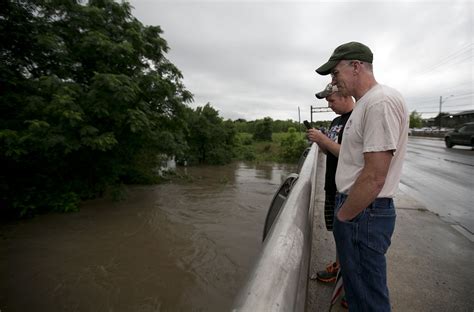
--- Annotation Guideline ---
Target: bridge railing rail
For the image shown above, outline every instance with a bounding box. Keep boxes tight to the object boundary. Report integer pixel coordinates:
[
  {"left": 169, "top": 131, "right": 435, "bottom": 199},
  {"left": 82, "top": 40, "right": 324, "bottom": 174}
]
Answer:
[{"left": 232, "top": 143, "right": 319, "bottom": 311}]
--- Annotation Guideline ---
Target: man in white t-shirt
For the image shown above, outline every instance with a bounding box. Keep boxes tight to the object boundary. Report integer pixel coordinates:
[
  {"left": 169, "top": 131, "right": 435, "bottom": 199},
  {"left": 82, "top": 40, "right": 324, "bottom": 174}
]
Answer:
[{"left": 316, "top": 42, "right": 409, "bottom": 312}]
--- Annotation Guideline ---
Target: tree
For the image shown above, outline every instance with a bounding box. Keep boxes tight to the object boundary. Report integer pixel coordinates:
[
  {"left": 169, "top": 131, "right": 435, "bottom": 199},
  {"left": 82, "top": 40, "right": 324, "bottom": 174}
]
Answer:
[
  {"left": 313, "top": 120, "right": 332, "bottom": 130},
  {"left": 409, "top": 110, "right": 423, "bottom": 128},
  {"left": 0, "top": 0, "right": 192, "bottom": 216},
  {"left": 279, "top": 127, "right": 308, "bottom": 162},
  {"left": 253, "top": 117, "right": 273, "bottom": 141},
  {"left": 272, "top": 119, "right": 301, "bottom": 133},
  {"left": 184, "top": 103, "right": 235, "bottom": 165},
  {"left": 233, "top": 118, "right": 251, "bottom": 133}
]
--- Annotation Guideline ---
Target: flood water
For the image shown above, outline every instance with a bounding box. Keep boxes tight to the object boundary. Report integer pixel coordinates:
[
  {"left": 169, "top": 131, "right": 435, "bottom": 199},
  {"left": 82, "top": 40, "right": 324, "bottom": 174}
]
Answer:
[{"left": 0, "top": 162, "right": 297, "bottom": 312}]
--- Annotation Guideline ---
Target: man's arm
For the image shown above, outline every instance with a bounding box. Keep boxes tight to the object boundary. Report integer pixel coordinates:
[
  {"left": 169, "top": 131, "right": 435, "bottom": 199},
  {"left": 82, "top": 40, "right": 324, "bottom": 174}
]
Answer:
[
  {"left": 337, "top": 150, "right": 393, "bottom": 221},
  {"left": 307, "top": 128, "right": 341, "bottom": 157}
]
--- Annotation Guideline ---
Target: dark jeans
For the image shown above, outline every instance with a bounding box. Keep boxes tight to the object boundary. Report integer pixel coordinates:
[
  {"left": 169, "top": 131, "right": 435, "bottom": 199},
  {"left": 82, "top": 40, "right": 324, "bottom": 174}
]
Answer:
[{"left": 333, "top": 193, "right": 396, "bottom": 312}]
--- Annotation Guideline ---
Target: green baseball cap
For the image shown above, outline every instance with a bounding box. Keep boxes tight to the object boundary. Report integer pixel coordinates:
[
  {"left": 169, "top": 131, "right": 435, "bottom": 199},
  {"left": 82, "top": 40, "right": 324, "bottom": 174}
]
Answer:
[{"left": 316, "top": 42, "right": 373, "bottom": 75}]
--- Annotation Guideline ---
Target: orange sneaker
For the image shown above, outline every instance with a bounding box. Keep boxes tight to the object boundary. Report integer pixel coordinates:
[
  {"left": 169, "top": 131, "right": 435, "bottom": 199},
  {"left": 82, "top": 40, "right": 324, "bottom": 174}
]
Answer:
[{"left": 315, "top": 262, "right": 339, "bottom": 283}]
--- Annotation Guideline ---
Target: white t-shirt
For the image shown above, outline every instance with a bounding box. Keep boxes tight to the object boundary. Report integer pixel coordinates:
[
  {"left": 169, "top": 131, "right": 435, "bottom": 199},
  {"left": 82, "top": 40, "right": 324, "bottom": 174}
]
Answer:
[{"left": 335, "top": 84, "right": 409, "bottom": 198}]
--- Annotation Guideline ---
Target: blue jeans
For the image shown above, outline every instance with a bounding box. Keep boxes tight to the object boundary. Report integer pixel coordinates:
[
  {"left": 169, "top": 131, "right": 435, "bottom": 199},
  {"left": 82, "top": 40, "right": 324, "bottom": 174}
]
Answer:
[{"left": 333, "top": 193, "right": 396, "bottom": 312}]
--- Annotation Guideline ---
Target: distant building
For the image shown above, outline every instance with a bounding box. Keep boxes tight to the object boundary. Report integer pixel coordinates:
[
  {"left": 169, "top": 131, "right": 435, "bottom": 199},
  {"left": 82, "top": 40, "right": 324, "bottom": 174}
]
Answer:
[
  {"left": 422, "top": 110, "right": 473, "bottom": 129},
  {"left": 425, "top": 117, "right": 436, "bottom": 127},
  {"left": 445, "top": 110, "right": 474, "bottom": 127}
]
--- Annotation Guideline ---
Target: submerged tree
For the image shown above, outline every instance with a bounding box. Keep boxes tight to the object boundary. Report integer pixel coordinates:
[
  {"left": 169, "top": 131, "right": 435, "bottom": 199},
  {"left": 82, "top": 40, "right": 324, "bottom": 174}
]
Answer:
[
  {"left": 0, "top": 0, "right": 192, "bottom": 216},
  {"left": 184, "top": 103, "right": 236, "bottom": 165}
]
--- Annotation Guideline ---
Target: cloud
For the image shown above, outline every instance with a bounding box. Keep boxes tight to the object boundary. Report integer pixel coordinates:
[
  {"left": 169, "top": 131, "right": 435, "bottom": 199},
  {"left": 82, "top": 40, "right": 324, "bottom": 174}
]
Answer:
[{"left": 130, "top": 0, "right": 473, "bottom": 121}]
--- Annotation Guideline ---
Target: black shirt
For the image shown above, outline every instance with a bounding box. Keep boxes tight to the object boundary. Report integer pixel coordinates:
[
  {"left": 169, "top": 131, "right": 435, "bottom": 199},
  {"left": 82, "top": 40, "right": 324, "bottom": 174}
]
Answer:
[{"left": 325, "top": 111, "right": 352, "bottom": 194}]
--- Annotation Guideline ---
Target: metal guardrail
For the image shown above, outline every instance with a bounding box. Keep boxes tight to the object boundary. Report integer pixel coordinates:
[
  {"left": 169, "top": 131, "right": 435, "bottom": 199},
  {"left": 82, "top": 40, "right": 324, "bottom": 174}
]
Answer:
[{"left": 232, "top": 143, "right": 319, "bottom": 311}]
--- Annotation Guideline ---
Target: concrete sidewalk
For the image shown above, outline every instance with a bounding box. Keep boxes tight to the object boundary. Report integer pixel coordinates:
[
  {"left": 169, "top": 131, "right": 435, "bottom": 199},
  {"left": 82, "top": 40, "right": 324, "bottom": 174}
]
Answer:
[{"left": 307, "top": 154, "right": 474, "bottom": 312}]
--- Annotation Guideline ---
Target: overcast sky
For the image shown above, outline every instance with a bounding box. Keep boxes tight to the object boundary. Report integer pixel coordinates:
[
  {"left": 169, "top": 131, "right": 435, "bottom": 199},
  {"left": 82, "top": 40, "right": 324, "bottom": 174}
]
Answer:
[{"left": 128, "top": 0, "right": 473, "bottom": 122}]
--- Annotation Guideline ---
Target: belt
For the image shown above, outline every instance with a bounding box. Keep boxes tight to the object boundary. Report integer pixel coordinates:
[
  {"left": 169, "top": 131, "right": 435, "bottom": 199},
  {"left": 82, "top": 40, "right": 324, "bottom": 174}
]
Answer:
[{"left": 337, "top": 193, "right": 393, "bottom": 205}]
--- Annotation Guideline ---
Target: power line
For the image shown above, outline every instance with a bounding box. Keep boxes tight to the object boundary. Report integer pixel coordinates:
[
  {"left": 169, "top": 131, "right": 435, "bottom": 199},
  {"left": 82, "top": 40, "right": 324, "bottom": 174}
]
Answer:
[
  {"left": 418, "top": 43, "right": 473, "bottom": 76},
  {"left": 408, "top": 102, "right": 472, "bottom": 109},
  {"left": 407, "top": 93, "right": 474, "bottom": 107},
  {"left": 416, "top": 109, "right": 471, "bottom": 114},
  {"left": 406, "top": 93, "right": 473, "bottom": 103},
  {"left": 430, "top": 43, "right": 472, "bottom": 66}
]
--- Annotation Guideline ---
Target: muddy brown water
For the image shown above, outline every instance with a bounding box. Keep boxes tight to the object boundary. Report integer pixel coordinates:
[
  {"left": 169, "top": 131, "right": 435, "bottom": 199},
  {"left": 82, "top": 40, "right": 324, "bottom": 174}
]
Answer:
[{"left": 0, "top": 162, "right": 297, "bottom": 312}]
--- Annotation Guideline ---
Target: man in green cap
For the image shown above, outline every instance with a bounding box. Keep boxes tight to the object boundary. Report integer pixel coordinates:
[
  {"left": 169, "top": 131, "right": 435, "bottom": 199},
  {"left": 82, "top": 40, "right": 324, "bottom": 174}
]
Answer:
[{"left": 316, "top": 42, "right": 409, "bottom": 311}]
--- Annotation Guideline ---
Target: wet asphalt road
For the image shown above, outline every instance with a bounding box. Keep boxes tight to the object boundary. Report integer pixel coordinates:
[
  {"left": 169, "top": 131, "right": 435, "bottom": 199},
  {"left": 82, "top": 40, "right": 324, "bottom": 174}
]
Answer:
[{"left": 400, "top": 136, "right": 474, "bottom": 235}]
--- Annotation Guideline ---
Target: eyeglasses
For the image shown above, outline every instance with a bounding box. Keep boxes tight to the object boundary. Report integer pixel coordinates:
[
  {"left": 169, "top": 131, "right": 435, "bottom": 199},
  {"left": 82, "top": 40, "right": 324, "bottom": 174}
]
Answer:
[{"left": 330, "top": 61, "right": 359, "bottom": 79}]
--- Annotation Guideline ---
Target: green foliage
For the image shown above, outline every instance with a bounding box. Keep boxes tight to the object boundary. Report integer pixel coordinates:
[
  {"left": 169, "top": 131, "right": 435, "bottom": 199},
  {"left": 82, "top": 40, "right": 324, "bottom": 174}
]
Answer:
[
  {"left": 233, "top": 118, "right": 331, "bottom": 135},
  {"left": 236, "top": 132, "right": 253, "bottom": 145},
  {"left": 0, "top": 0, "right": 192, "bottom": 216},
  {"left": 233, "top": 119, "right": 252, "bottom": 133},
  {"left": 279, "top": 127, "right": 309, "bottom": 162},
  {"left": 235, "top": 145, "right": 256, "bottom": 161},
  {"left": 409, "top": 110, "right": 423, "bottom": 128},
  {"left": 253, "top": 117, "right": 273, "bottom": 141},
  {"left": 272, "top": 119, "right": 304, "bottom": 132},
  {"left": 313, "top": 120, "right": 332, "bottom": 130},
  {"left": 233, "top": 133, "right": 255, "bottom": 160},
  {"left": 233, "top": 131, "right": 309, "bottom": 163},
  {"left": 183, "top": 104, "right": 236, "bottom": 165}
]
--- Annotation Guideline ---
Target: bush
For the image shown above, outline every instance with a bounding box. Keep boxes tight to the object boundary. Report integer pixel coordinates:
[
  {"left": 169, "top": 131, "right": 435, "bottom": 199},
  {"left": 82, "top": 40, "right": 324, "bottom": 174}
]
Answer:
[
  {"left": 279, "top": 128, "right": 309, "bottom": 162},
  {"left": 234, "top": 145, "right": 256, "bottom": 161},
  {"left": 184, "top": 104, "right": 236, "bottom": 165},
  {"left": 207, "top": 146, "right": 233, "bottom": 165},
  {"left": 253, "top": 117, "right": 273, "bottom": 141},
  {"left": 235, "top": 132, "right": 253, "bottom": 145}
]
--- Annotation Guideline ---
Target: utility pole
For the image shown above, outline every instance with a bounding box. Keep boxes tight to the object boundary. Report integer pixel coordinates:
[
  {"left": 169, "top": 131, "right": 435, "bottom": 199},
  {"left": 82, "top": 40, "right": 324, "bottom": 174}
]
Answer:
[
  {"left": 298, "top": 106, "right": 302, "bottom": 132},
  {"left": 438, "top": 95, "right": 454, "bottom": 130},
  {"left": 438, "top": 96, "right": 442, "bottom": 131}
]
